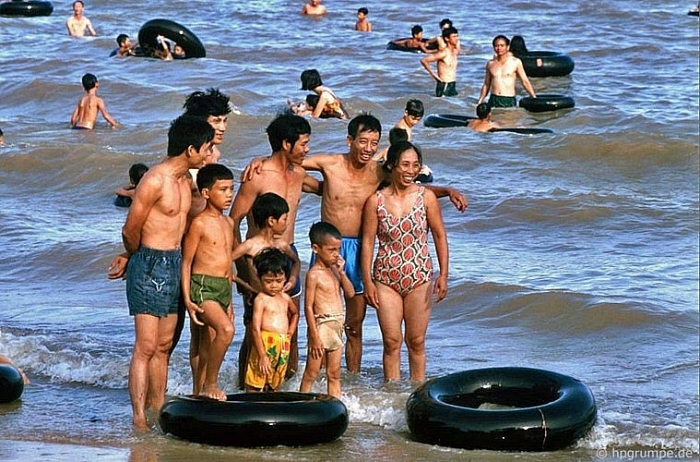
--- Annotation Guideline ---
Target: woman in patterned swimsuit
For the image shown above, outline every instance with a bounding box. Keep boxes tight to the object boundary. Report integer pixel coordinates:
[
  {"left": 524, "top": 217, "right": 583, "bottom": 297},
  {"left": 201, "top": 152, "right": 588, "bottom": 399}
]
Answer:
[{"left": 360, "top": 141, "right": 449, "bottom": 382}]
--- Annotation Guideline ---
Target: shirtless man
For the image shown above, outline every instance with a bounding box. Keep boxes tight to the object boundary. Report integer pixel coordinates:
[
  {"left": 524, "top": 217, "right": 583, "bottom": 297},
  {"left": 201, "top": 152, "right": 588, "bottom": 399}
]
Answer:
[
  {"left": 108, "top": 115, "right": 214, "bottom": 429},
  {"left": 66, "top": 1, "right": 96, "bottom": 37},
  {"left": 301, "top": 0, "right": 326, "bottom": 16},
  {"left": 421, "top": 27, "right": 460, "bottom": 97},
  {"left": 230, "top": 113, "right": 320, "bottom": 386},
  {"left": 301, "top": 114, "right": 468, "bottom": 372},
  {"left": 468, "top": 103, "right": 501, "bottom": 132},
  {"left": 477, "top": 35, "right": 537, "bottom": 108},
  {"left": 70, "top": 73, "right": 118, "bottom": 130}
]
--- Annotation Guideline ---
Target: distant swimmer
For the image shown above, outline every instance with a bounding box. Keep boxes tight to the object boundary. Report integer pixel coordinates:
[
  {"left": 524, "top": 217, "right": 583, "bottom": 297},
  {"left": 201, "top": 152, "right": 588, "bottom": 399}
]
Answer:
[
  {"left": 113, "top": 34, "right": 138, "bottom": 57},
  {"left": 467, "top": 103, "right": 501, "bottom": 132},
  {"left": 355, "top": 7, "right": 371, "bottom": 32},
  {"left": 477, "top": 35, "right": 537, "bottom": 108},
  {"left": 66, "top": 1, "right": 96, "bottom": 37},
  {"left": 115, "top": 163, "right": 149, "bottom": 208},
  {"left": 70, "top": 73, "right": 118, "bottom": 130},
  {"left": 301, "top": 0, "right": 326, "bottom": 16}
]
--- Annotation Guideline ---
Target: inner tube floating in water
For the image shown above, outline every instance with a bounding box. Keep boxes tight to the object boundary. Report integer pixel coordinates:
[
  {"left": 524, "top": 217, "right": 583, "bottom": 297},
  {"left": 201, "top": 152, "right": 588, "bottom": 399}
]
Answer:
[
  {"left": 689, "top": 10, "right": 700, "bottom": 16},
  {"left": 138, "top": 18, "right": 206, "bottom": 59},
  {"left": 160, "top": 392, "right": 348, "bottom": 447},
  {"left": 517, "top": 51, "right": 575, "bottom": 77},
  {"left": 519, "top": 94, "right": 575, "bottom": 113},
  {"left": 386, "top": 38, "right": 435, "bottom": 53},
  {"left": 423, "top": 114, "right": 476, "bottom": 128},
  {"left": 0, "top": 364, "right": 24, "bottom": 403},
  {"left": 0, "top": 0, "right": 53, "bottom": 16},
  {"left": 406, "top": 367, "right": 597, "bottom": 451},
  {"left": 424, "top": 114, "right": 552, "bottom": 134}
]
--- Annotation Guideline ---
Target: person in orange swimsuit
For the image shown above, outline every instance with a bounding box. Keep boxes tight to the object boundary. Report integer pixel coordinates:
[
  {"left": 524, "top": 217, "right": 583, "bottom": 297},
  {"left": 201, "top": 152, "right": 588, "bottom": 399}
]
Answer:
[
  {"left": 361, "top": 141, "right": 449, "bottom": 382},
  {"left": 299, "top": 69, "right": 349, "bottom": 119}
]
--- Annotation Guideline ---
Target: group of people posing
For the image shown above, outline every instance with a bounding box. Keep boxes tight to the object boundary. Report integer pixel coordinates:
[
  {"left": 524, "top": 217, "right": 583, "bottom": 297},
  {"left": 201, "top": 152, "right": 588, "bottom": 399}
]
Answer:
[{"left": 107, "top": 88, "right": 467, "bottom": 430}]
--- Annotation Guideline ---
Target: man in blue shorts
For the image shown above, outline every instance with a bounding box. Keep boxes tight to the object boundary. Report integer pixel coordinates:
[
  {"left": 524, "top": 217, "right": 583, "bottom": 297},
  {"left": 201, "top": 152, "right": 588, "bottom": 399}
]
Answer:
[{"left": 108, "top": 115, "right": 214, "bottom": 429}]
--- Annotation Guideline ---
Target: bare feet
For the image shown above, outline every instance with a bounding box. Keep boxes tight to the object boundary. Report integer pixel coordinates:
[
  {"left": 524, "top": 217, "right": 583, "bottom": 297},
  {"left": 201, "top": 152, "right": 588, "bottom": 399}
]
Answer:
[
  {"left": 132, "top": 414, "right": 150, "bottom": 431},
  {"left": 199, "top": 385, "right": 227, "bottom": 401}
]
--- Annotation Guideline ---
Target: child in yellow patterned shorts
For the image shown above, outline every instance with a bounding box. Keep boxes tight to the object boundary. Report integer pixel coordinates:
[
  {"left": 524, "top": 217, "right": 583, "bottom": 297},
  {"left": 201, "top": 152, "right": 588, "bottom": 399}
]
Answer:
[{"left": 245, "top": 248, "right": 299, "bottom": 392}]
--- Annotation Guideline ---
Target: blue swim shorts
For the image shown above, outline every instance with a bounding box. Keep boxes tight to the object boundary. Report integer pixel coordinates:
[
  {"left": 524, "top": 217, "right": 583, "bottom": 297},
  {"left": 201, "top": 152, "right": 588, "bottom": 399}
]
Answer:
[
  {"left": 126, "top": 246, "right": 182, "bottom": 317},
  {"left": 310, "top": 236, "right": 364, "bottom": 295}
]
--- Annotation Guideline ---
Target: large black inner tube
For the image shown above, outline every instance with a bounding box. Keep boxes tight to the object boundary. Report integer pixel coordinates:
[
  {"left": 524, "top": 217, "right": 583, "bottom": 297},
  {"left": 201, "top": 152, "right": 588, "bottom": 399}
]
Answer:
[
  {"left": 423, "top": 114, "right": 476, "bottom": 128},
  {"left": 138, "top": 19, "right": 206, "bottom": 58},
  {"left": 0, "top": 0, "right": 53, "bottom": 16},
  {"left": 519, "top": 94, "right": 575, "bottom": 113},
  {"left": 160, "top": 392, "right": 349, "bottom": 447},
  {"left": 518, "top": 51, "right": 575, "bottom": 77},
  {"left": 406, "top": 367, "right": 597, "bottom": 451},
  {"left": 490, "top": 127, "right": 554, "bottom": 134},
  {"left": 0, "top": 364, "right": 24, "bottom": 403}
]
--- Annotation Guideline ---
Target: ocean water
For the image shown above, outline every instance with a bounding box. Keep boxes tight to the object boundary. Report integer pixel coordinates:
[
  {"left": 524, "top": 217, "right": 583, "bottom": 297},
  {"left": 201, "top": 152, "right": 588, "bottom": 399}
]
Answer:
[{"left": 0, "top": 0, "right": 698, "bottom": 460}]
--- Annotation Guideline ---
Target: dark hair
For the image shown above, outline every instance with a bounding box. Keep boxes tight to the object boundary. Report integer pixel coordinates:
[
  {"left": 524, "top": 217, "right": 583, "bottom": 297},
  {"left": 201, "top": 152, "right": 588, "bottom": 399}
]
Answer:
[
  {"left": 388, "top": 127, "right": 409, "bottom": 145},
  {"left": 266, "top": 112, "right": 311, "bottom": 152},
  {"left": 405, "top": 99, "right": 424, "bottom": 117},
  {"left": 196, "top": 163, "right": 233, "bottom": 192},
  {"left": 476, "top": 103, "right": 491, "bottom": 119},
  {"left": 492, "top": 35, "right": 510, "bottom": 47},
  {"left": 348, "top": 113, "right": 381, "bottom": 139},
  {"left": 439, "top": 18, "right": 453, "bottom": 28},
  {"left": 81, "top": 73, "right": 97, "bottom": 90},
  {"left": 167, "top": 115, "right": 215, "bottom": 157},
  {"left": 252, "top": 192, "right": 289, "bottom": 229},
  {"left": 0, "top": 128, "right": 4, "bottom": 137},
  {"left": 183, "top": 88, "right": 232, "bottom": 118},
  {"left": 309, "top": 221, "right": 341, "bottom": 246},
  {"left": 357, "top": 7, "right": 368, "bottom": 15},
  {"left": 410, "top": 24, "right": 423, "bottom": 37},
  {"left": 509, "top": 35, "right": 528, "bottom": 56},
  {"left": 116, "top": 34, "right": 129, "bottom": 46},
  {"left": 305, "top": 93, "right": 320, "bottom": 109},
  {"left": 128, "top": 163, "right": 149, "bottom": 185},
  {"left": 442, "top": 26, "right": 458, "bottom": 39},
  {"left": 300, "top": 69, "right": 323, "bottom": 91},
  {"left": 253, "top": 247, "right": 289, "bottom": 279},
  {"left": 382, "top": 141, "right": 422, "bottom": 174}
]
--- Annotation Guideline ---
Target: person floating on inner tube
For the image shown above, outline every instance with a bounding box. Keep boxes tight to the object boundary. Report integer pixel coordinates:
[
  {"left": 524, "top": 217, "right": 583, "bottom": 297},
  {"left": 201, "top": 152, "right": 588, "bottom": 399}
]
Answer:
[
  {"left": 467, "top": 103, "right": 501, "bottom": 132},
  {"left": 152, "top": 35, "right": 186, "bottom": 60},
  {"left": 112, "top": 34, "right": 138, "bottom": 57},
  {"left": 389, "top": 25, "right": 433, "bottom": 53},
  {"left": 509, "top": 36, "right": 543, "bottom": 68},
  {"left": 477, "top": 35, "right": 537, "bottom": 108}
]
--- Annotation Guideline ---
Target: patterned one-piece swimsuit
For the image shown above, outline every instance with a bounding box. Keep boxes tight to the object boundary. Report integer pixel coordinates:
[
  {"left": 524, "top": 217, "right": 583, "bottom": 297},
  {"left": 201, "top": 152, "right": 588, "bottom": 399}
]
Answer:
[{"left": 372, "top": 186, "right": 433, "bottom": 296}]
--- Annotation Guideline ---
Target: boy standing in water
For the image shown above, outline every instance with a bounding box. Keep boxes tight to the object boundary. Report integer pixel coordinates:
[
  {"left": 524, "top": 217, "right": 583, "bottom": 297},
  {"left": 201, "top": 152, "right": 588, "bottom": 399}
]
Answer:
[
  {"left": 355, "top": 8, "right": 371, "bottom": 32},
  {"left": 245, "top": 248, "right": 299, "bottom": 392},
  {"left": 181, "top": 163, "right": 236, "bottom": 401},
  {"left": 71, "top": 73, "right": 118, "bottom": 129},
  {"left": 299, "top": 222, "right": 355, "bottom": 399}
]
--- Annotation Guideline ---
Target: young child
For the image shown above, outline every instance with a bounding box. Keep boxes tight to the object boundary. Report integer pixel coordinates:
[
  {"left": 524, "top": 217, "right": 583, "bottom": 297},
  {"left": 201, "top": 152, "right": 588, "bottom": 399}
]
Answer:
[
  {"left": 301, "top": 0, "right": 326, "bottom": 15},
  {"left": 395, "top": 99, "right": 424, "bottom": 140},
  {"left": 180, "top": 163, "right": 236, "bottom": 401},
  {"left": 299, "top": 222, "right": 355, "bottom": 399},
  {"left": 231, "top": 192, "right": 301, "bottom": 390},
  {"left": 114, "top": 163, "right": 148, "bottom": 208},
  {"left": 245, "top": 248, "right": 299, "bottom": 392},
  {"left": 355, "top": 7, "right": 371, "bottom": 32},
  {"left": 70, "top": 73, "right": 118, "bottom": 130}
]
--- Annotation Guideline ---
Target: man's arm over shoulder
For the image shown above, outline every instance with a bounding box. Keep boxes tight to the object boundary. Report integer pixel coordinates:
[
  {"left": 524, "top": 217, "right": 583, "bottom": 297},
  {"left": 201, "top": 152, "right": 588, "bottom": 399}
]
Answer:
[
  {"left": 229, "top": 177, "right": 259, "bottom": 244},
  {"left": 423, "top": 183, "right": 468, "bottom": 212}
]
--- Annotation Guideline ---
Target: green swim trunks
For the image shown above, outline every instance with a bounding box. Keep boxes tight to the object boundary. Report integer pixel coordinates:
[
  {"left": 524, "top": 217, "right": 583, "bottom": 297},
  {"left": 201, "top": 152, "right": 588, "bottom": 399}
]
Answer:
[
  {"left": 488, "top": 94, "right": 517, "bottom": 108},
  {"left": 190, "top": 274, "right": 232, "bottom": 311}
]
